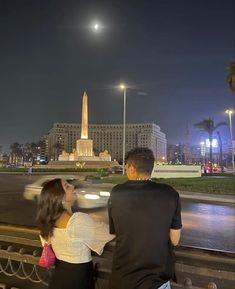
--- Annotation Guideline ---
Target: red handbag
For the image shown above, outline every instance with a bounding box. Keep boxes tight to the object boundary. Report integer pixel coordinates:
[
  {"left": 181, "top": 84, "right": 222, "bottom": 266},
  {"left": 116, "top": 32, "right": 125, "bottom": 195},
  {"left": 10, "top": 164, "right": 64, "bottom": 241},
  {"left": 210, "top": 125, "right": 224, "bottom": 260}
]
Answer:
[{"left": 38, "top": 242, "right": 56, "bottom": 268}]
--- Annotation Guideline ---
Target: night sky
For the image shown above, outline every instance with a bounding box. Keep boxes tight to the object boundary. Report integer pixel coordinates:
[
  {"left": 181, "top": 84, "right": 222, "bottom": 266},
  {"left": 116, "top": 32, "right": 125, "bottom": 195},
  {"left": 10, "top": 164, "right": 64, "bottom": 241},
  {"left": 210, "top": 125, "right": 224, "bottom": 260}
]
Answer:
[{"left": 0, "top": 0, "right": 234, "bottom": 152}]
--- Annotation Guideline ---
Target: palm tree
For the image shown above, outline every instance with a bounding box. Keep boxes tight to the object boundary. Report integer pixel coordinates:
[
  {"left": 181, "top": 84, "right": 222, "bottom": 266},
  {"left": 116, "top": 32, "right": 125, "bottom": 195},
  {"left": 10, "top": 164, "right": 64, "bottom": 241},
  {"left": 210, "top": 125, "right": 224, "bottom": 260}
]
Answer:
[
  {"left": 53, "top": 142, "right": 63, "bottom": 160},
  {"left": 194, "top": 118, "right": 227, "bottom": 172},
  {"left": 9, "top": 142, "right": 23, "bottom": 165},
  {"left": 226, "top": 60, "right": 235, "bottom": 92},
  {"left": 24, "top": 142, "right": 38, "bottom": 162}
]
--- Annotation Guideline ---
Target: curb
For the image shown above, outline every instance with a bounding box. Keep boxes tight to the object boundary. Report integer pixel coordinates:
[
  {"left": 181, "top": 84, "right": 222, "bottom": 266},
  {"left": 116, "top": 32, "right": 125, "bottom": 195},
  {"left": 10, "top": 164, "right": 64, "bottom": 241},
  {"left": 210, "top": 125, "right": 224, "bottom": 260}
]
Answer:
[{"left": 179, "top": 191, "right": 235, "bottom": 204}]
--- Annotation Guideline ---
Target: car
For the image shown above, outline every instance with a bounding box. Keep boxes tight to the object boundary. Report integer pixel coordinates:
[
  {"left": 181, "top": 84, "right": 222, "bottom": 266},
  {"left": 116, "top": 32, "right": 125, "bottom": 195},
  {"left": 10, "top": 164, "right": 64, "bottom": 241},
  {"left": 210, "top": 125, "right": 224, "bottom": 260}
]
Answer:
[
  {"left": 109, "top": 165, "right": 123, "bottom": 174},
  {"left": 23, "top": 175, "right": 111, "bottom": 209},
  {"left": 202, "top": 163, "right": 224, "bottom": 173}
]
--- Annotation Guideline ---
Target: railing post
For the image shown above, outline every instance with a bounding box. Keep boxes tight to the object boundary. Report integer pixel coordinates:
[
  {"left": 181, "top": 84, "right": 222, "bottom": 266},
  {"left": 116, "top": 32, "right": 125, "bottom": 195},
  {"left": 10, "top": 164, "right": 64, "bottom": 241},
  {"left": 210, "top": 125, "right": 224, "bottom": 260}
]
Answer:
[
  {"left": 208, "top": 282, "right": 217, "bottom": 289},
  {"left": 183, "top": 277, "right": 192, "bottom": 289}
]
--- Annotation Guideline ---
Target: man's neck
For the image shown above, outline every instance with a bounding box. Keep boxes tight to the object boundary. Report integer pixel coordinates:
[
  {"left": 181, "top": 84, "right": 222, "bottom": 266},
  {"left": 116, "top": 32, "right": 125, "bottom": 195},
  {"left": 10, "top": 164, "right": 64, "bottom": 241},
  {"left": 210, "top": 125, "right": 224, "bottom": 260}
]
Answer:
[{"left": 128, "top": 174, "right": 151, "bottom": 181}]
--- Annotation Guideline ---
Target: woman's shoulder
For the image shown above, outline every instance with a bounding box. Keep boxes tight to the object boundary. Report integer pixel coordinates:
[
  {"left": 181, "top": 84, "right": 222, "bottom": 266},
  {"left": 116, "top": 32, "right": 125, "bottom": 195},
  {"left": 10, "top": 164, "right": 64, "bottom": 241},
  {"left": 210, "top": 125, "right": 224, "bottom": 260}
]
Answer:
[
  {"left": 69, "top": 212, "right": 93, "bottom": 226},
  {"left": 66, "top": 212, "right": 95, "bottom": 238}
]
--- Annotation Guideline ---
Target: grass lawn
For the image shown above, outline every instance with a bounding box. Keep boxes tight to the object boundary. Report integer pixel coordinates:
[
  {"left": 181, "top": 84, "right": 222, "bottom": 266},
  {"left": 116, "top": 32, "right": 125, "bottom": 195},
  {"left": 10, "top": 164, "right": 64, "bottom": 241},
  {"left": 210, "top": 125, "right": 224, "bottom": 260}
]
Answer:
[{"left": 102, "top": 175, "right": 235, "bottom": 195}]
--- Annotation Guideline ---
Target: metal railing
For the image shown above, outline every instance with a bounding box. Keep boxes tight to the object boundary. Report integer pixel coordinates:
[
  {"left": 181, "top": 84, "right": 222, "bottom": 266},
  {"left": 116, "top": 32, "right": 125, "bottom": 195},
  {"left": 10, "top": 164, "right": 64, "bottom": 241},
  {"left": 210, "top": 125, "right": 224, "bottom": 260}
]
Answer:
[{"left": 0, "top": 223, "right": 234, "bottom": 289}]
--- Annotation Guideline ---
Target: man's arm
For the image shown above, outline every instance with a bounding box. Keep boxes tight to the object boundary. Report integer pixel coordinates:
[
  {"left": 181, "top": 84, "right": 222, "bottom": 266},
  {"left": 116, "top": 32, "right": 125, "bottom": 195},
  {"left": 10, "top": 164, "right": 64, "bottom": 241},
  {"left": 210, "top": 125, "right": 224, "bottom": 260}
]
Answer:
[
  {"left": 170, "top": 189, "right": 182, "bottom": 246},
  {"left": 170, "top": 228, "right": 181, "bottom": 246},
  {"left": 108, "top": 197, "right": 115, "bottom": 234}
]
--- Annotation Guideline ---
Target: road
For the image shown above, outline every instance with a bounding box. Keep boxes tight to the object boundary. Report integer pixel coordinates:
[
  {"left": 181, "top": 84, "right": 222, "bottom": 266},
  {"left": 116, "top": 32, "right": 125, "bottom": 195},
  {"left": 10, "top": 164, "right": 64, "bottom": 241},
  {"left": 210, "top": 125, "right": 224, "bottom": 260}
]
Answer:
[{"left": 0, "top": 174, "right": 234, "bottom": 253}]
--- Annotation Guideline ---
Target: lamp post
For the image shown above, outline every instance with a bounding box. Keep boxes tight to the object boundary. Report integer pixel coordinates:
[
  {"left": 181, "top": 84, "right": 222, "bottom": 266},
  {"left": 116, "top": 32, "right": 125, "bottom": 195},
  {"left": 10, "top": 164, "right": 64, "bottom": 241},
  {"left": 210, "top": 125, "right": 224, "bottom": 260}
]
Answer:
[
  {"left": 120, "top": 84, "right": 126, "bottom": 175},
  {"left": 225, "top": 109, "right": 234, "bottom": 172}
]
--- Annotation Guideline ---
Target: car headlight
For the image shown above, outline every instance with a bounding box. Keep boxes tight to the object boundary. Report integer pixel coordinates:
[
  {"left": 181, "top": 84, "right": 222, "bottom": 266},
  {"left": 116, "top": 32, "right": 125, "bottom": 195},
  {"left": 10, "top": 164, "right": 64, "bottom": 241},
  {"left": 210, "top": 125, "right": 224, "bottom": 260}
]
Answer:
[
  {"left": 84, "top": 194, "right": 100, "bottom": 200},
  {"left": 99, "top": 191, "right": 110, "bottom": 197}
]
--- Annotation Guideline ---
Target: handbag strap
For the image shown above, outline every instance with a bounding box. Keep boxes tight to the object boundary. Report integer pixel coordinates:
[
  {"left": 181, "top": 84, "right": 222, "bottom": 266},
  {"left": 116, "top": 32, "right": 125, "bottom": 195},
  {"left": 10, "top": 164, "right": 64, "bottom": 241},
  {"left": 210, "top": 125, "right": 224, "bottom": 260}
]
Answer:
[
  {"left": 46, "top": 235, "right": 51, "bottom": 245},
  {"left": 40, "top": 234, "right": 51, "bottom": 245}
]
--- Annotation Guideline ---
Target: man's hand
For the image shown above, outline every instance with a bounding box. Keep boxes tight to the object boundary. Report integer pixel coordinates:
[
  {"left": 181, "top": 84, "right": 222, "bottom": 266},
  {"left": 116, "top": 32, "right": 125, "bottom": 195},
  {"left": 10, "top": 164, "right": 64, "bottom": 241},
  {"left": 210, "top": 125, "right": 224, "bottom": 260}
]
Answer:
[{"left": 170, "top": 229, "right": 181, "bottom": 246}]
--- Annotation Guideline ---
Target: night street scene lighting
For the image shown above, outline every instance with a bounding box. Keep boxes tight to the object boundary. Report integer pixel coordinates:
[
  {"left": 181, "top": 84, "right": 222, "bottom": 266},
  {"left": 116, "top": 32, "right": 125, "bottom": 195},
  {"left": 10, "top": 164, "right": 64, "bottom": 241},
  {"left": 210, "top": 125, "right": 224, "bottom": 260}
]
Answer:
[
  {"left": 225, "top": 109, "right": 234, "bottom": 173},
  {"left": 120, "top": 84, "right": 127, "bottom": 175},
  {"left": 0, "top": 1, "right": 235, "bottom": 289}
]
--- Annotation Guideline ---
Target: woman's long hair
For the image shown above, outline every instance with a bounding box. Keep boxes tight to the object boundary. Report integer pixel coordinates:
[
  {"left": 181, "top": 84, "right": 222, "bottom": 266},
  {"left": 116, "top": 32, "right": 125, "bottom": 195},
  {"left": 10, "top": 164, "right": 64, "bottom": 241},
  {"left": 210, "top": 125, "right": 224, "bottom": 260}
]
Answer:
[{"left": 36, "top": 178, "right": 66, "bottom": 239}]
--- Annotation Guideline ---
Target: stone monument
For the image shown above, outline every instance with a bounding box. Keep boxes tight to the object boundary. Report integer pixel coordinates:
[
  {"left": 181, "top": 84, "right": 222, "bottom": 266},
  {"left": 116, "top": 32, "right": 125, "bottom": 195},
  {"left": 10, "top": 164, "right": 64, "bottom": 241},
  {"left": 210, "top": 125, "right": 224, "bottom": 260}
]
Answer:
[
  {"left": 57, "top": 92, "right": 113, "bottom": 166},
  {"left": 76, "top": 92, "right": 94, "bottom": 157}
]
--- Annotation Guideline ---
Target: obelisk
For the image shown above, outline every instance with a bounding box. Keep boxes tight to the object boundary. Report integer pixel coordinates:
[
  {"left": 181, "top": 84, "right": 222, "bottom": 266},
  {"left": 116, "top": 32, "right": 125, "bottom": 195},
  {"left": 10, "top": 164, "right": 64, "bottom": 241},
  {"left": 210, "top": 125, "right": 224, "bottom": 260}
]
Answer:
[
  {"left": 81, "top": 92, "right": 88, "bottom": 139},
  {"left": 76, "top": 91, "right": 94, "bottom": 157}
]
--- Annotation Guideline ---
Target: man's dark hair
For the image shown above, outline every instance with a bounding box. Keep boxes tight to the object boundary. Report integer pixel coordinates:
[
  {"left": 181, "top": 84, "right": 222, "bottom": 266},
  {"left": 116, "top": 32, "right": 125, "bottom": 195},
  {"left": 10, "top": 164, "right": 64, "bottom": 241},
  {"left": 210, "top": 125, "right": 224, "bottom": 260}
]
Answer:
[{"left": 125, "top": 147, "right": 154, "bottom": 175}]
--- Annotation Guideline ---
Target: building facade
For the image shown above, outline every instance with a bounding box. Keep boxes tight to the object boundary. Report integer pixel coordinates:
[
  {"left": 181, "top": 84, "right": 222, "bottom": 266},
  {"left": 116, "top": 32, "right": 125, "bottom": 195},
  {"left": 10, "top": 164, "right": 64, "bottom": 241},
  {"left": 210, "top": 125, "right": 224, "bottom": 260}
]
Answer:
[{"left": 46, "top": 122, "right": 167, "bottom": 163}]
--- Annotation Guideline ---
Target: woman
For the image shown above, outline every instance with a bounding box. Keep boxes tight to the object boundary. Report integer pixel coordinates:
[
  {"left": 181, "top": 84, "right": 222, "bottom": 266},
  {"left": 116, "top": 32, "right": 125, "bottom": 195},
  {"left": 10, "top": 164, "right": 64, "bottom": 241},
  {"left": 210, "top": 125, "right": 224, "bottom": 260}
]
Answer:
[{"left": 36, "top": 178, "right": 114, "bottom": 289}]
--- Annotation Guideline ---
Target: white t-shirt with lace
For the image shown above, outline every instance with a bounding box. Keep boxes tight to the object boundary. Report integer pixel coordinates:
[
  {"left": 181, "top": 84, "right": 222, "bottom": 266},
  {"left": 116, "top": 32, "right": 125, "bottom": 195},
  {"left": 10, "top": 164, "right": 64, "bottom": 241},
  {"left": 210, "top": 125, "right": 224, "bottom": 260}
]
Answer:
[{"left": 40, "top": 212, "right": 114, "bottom": 264}]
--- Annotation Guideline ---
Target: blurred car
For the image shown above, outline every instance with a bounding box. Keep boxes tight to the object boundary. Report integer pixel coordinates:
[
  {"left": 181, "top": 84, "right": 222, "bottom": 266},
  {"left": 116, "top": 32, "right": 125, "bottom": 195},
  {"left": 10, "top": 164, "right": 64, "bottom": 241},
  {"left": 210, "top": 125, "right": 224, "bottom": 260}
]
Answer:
[
  {"left": 202, "top": 163, "right": 225, "bottom": 173},
  {"left": 23, "top": 175, "right": 110, "bottom": 209},
  {"left": 109, "top": 165, "right": 123, "bottom": 174}
]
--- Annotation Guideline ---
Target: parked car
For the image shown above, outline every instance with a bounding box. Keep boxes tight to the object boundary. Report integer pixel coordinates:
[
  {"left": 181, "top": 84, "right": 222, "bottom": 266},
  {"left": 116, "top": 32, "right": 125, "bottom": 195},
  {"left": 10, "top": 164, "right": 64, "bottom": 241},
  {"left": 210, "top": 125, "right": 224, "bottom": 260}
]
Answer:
[
  {"left": 202, "top": 163, "right": 224, "bottom": 173},
  {"left": 23, "top": 175, "right": 110, "bottom": 209},
  {"left": 109, "top": 165, "right": 123, "bottom": 174}
]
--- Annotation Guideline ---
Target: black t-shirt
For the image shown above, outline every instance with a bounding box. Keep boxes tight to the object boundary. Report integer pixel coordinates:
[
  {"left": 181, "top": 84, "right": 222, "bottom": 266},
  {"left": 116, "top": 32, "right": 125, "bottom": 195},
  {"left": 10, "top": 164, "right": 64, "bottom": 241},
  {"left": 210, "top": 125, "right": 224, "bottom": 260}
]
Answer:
[{"left": 108, "top": 180, "right": 182, "bottom": 289}]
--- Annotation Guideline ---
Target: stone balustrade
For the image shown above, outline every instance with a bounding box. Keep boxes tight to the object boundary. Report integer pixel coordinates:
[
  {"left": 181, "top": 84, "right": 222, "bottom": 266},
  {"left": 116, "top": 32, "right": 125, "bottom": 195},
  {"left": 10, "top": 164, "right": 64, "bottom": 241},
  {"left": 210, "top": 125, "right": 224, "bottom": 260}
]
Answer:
[{"left": 0, "top": 223, "right": 234, "bottom": 289}]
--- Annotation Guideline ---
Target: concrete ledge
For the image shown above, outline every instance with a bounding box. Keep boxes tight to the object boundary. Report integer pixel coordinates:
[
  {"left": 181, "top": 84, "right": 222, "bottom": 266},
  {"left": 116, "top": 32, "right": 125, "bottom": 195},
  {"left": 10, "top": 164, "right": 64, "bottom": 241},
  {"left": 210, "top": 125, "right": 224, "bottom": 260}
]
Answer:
[{"left": 0, "top": 224, "right": 234, "bottom": 289}]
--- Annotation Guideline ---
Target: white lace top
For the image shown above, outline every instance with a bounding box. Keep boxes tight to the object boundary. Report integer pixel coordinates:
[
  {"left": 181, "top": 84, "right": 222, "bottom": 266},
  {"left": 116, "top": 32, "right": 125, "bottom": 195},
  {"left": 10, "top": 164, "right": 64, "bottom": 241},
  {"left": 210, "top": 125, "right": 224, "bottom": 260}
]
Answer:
[{"left": 40, "top": 212, "right": 114, "bottom": 264}]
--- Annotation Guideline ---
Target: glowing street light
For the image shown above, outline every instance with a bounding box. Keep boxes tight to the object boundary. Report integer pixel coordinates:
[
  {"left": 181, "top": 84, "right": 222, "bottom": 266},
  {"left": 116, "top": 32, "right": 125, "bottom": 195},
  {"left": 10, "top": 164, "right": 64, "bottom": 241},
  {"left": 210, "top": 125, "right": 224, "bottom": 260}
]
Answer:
[
  {"left": 200, "top": 141, "right": 206, "bottom": 157},
  {"left": 225, "top": 109, "right": 234, "bottom": 172},
  {"left": 120, "top": 84, "right": 127, "bottom": 175}
]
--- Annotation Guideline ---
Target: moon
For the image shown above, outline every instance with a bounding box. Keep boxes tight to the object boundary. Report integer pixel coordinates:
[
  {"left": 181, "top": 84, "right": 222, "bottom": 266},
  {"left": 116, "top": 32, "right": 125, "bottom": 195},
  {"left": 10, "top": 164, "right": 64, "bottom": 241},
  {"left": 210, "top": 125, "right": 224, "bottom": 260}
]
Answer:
[{"left": 94, "top": 23, "right": 99, "bottom": 30}]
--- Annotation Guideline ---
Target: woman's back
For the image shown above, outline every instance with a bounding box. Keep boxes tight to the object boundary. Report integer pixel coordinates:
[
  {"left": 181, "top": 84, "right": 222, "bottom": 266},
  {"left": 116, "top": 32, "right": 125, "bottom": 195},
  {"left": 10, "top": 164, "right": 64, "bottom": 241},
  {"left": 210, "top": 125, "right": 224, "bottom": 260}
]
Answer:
[
  {"left": 41, "top": 212, "right": 113, "bottom": 264},
  {"left": 37, "top": 178, "right": 114, "bottom": 289}
]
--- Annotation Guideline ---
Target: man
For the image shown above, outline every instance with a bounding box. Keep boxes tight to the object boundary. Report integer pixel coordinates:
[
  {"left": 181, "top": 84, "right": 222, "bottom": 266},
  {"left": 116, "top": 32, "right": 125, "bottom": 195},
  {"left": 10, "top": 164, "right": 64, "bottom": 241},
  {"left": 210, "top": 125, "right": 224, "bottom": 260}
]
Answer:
[{"left": 108, "top": 148, "right": 182, "bottom": 289}]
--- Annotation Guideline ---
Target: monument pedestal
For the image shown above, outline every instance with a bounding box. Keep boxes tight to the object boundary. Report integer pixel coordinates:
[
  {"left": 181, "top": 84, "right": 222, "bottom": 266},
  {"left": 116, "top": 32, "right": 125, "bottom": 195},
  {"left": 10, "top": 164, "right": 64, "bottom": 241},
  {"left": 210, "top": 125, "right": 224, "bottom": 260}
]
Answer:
[{"left": 76, "top": 139, "right": 94, "bottom": 156}]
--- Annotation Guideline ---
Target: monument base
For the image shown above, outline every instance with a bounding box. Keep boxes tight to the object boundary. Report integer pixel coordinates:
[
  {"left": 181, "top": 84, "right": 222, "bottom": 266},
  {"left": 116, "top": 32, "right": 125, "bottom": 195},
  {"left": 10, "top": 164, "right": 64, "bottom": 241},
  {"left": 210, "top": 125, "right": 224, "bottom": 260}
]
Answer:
[
  {"left": 46, "top": 160, "right": 119, "bottom": 169},
  {"left": 76, "top": 139, "right": 94, "bottom": 157}
]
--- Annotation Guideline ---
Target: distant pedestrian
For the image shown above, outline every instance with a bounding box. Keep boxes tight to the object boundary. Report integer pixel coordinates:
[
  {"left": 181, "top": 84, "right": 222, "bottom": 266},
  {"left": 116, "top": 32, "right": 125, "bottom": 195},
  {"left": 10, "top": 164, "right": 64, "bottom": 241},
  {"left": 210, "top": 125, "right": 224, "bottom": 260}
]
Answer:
[
  {"left": 108, "top": 147, "right": 182, "bottom": 289},
  {"left": 36, "top": 178, "right": 114, "bottom": 289},
  {"left": 28, "top": 166, "right": 32, "bottom": 175}
]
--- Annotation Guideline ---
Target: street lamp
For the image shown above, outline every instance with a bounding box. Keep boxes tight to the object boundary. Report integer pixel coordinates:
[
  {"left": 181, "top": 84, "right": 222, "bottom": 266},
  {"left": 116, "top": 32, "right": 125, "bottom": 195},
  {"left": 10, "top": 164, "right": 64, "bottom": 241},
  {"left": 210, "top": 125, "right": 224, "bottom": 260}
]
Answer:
[
  {"left": 225, "top": 109, "right": 234, "bottom": 172},
  {"left": 120, "top": 84, "right": 127, "bottom": 175}
]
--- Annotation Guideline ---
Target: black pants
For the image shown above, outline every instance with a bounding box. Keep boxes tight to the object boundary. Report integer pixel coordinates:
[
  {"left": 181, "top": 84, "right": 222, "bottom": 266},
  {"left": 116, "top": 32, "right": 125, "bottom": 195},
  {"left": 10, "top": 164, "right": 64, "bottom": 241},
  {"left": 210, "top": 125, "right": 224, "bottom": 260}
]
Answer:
[{"left": 49, "top": 260, "right": 95, "bottom": 289}]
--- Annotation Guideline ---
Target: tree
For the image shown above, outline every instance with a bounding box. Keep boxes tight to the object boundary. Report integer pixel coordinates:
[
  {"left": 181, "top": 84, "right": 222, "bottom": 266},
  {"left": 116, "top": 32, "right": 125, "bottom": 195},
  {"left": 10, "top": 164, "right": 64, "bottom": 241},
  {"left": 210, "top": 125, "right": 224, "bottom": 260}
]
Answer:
[
  {"left": 226, "top": 60, "right": 235, "bottom": 92},
  {"left": 24, "top": 142, "right": 38, "bottom": 162},
  {"left": 9, "top": 142, "right": 23, "bottom": 165},
  {"left": 10, "top": 142, "right": 22, "bottom": 155},
  {"left": 194, "top": 118, "right": 227, "bottom": 172},
  {"left": 22, "top": 140, "right": 47, "bottom": 163},
  {"left": 53, "top": 142, "right": 63, "bottom": 160}
]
